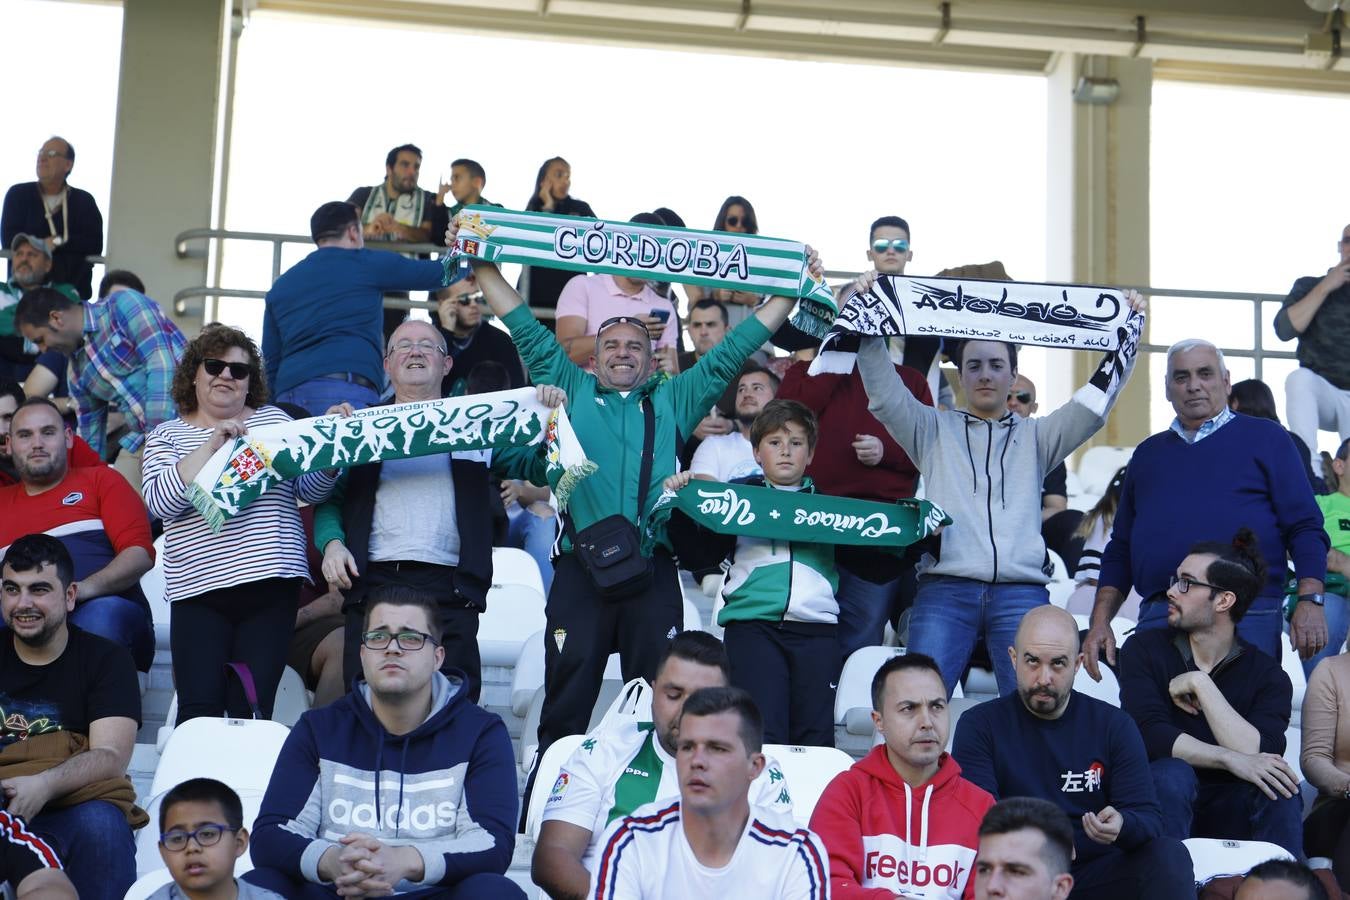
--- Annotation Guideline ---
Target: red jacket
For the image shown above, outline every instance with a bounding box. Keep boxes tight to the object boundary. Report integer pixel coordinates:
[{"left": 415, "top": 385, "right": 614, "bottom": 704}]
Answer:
[
  {"left": 778, "top": 360, "right": 932, "bottom": 503},
  {"left": 809, "top": 747, "right": 993, "bottom": 900}
]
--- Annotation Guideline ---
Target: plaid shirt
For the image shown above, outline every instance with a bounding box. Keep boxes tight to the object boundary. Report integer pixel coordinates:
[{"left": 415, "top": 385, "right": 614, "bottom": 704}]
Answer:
[{"left": 71, "top": 290, "right": 186, "bottom": 455}]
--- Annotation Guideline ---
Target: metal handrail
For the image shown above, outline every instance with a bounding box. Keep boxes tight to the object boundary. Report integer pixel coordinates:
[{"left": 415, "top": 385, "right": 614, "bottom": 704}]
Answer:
[{"left": 172, "top": 226, "right": 1294, "bottom": 376}]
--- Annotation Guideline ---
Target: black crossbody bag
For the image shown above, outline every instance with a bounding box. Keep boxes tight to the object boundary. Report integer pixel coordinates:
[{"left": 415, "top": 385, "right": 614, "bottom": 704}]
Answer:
[{"left": 564, "top": 398, "right": 656, "bottom": 599}]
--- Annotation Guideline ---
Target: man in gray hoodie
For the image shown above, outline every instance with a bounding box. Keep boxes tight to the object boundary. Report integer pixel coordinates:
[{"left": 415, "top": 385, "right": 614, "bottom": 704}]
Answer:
[{"left": 856, "top": 276, "right": 1144, "bottom": 696}]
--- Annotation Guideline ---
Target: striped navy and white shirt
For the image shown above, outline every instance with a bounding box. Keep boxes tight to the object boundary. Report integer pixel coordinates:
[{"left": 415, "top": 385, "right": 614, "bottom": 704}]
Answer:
[
  {"left": 592, "top": 800, "right": 829, "bottom": 899},
  {"left": 142, "top": 405, "right": 337, "bottom": 602}
]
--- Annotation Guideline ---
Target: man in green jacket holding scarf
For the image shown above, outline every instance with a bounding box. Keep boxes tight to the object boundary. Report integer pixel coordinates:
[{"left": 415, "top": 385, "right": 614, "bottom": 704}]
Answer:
[{"left": 449, "top": 218, "right": 820, "bottom": 765}]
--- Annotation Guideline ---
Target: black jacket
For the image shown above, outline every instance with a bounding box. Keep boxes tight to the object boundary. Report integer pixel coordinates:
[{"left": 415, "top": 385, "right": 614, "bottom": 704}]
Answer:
[{"left": 336, "top": 453, "right": 495, "bottom": 612}]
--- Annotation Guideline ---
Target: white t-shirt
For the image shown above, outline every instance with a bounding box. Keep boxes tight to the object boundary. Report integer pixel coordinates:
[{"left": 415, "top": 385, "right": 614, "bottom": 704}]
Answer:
[
  {"left": 591, "top": 800, "right": 828, "bottom": 900},
  {"left": 541, "top": 720, "right": 792, "bottom": 872},
  {"left": 688, "top": 432, "right": 760, "bottom": 483}
]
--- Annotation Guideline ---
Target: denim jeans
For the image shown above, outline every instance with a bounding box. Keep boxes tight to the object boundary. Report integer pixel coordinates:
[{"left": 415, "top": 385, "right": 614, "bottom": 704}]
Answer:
[
  {"left": 507, "top": 506, "right": 557, "bottom": 596},
  {"left": 275, "top": 378, "right": 380, "bottom": 418},
  {"left": 69, "top": 594, "right": 155, "bottom": 672},
  {"left": 30, "top": 800, "right": 136, "bottom": 900},
  {"left": 1150, "top": 757, "right": 1305, "bottom": 860},
  {"left": 1068, "top": 838, "right": 1194, "bottom": 900},
  {"left": 835, "top": 566, "right": 903, "bottom": 665},
  {"left": 1136, "top": 596, "right": 1283, "bottom": 659},
  {"left": 908, "top": 575, "right": 1050, "bottom": 697},
  {"left": 1303, "top": 592, "right": 1350, "bottom": 677}
]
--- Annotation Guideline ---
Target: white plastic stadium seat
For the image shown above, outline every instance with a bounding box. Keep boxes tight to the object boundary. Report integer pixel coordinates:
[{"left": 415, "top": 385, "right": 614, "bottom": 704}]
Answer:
[
  {"left": 136, "top": 718, "right": 290, "bottom": 876},
  {"left": 682, "top": 596, "right": 703, "bottom": 632},
  {"left": 480, "top": 549, "right": 547, "bottom": 667},
  {"left": 1046, "top": 549, "right": 1074, "bottom": 609},
  {"left": 836, "top": 646, "right": 905, "bottom": 730},
  {"left": 510, "top": 630, "right": 621, "bottom": 718},
  {"left": 123, "top": 869, "right": 174, "bottom": 900},
  {"left": 519, "top": 674, "right": 635, "bottom": 774},
  {"left": 270, "top": 665, "right": 312, "bottom": 728},
  {"left": 1183, "top": 838, "right": 1293, "bottom": 885},
  {"left": 1281, "top": 646, "right": 1308, "bottom": 724},
  {"left": 1076, "top": 446, "right": 1134, "bottom": 498},
  {"left": 141, "top": 534, "right": 170, "bottom": 651},
  {"left": 524, "top": 734, "right": 587, "bottom": 841},
  {"left": 1072, "top": 661, "right": 1121, "bottom": 707},
  {"left": 762, "top": 744, "right": 854, "bottom": 828}
]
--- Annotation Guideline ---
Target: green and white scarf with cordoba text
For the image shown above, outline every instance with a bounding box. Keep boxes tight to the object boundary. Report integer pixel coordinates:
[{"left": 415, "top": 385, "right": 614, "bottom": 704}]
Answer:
[
  {"left": 188, "top": 389, "right": 595, "bottom": 532},
  {"left": 449, "top": 205, "right": 838, "bottom": 337}
]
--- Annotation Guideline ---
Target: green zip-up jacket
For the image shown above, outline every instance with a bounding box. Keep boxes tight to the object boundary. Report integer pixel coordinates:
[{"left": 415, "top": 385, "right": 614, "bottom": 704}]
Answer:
[{"left": 501, "top": 304, "right": 771, "bottom": 553}]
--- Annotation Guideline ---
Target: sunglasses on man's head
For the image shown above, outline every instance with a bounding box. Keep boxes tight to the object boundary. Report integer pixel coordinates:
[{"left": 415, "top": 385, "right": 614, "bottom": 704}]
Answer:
[
  {"left": 203, "top": 358, "right": 250, "bottom": 379},
  {"left": 1009, "top": 391, "right": 1033, "bottom": 404},
  {"left": 872, "top": 239, "right": 910, "bottom": 254}
]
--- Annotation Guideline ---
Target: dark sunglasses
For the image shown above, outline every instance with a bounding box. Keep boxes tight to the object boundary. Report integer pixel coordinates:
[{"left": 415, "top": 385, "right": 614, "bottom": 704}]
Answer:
[
  {"left": 725, "top": 215, "right": 743, "bottom": 227},
  {"left": 872, "top": 238, "right": 910, "bottom": 253},
  {"left": 203, "top": 358, "right": 250, "bottom": 379},
  {"left": 1009, "top": 391, "right": 1033, "bottom": 404}
]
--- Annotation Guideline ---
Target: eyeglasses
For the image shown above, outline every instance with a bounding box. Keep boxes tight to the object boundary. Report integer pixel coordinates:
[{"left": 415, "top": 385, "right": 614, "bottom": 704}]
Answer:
[
  {"left": 37, "top": 150, "right": 66, "bottom": 159},
  {"left": 203, "top": 358, "right": 250, "bottom": 379},
  {"left": 159, "top": 824, "right": 238, "bottom": 852},
  {"left": 388, "top": 339, "right": 446, "bottom": 356},
  {"left": 454, "top": 296, "right": 478, "bottom": 307},
  {"left": 360, "top": 629, "right": 438, "bottom": 651},
  {"left": 1169, "top": 574, "right": 1225, "bottom": 595},
  {"left": 872, "top": 239, "right": 910, "bottom": 254},
  {"left": 1009, "top": 391, "right": 1033, "bottom": 404},
  {"left": 724, "top": 216, "right": 742, "bottom": 228}
]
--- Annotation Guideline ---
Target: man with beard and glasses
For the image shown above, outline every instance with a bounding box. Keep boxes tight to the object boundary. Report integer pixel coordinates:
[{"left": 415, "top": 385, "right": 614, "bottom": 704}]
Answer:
[
  {"left": 0, "top": 534, "right": 141, "bottom": 900},
  {"left": 687, "top": 365, "right": 778, "bottom": 483},
  {"left": 0, "top": 236, "right": 78, "bottom": 384},
  {"left": 0, "top": 400, "right": 154, "bottom": 670},
  {"left": 1118, "top": 530, "right": 1303, "bottom": 859},
  {"left": 952, "top": 606, "right": 1193, "bottom": 899}
]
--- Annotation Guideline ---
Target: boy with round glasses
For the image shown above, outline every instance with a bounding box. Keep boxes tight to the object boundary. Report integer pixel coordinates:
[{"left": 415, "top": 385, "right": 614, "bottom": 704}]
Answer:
[
  {"left": 153, "top": 777, "right": 281, "bottom": 900},
  {"left": 246, "top": 585, "right": 524, "bottom": 899}
]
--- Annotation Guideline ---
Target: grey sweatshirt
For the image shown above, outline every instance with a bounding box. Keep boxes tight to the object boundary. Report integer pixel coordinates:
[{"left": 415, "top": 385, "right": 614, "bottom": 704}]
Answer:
[{"left": 858, "top": 337, "right": 1132, "bottom": 584}]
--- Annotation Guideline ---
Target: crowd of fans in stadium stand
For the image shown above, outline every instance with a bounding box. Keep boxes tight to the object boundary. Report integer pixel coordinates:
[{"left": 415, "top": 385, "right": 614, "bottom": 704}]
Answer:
[{"left": 2, "top": 136, "right": 1350, "bottom": 899}]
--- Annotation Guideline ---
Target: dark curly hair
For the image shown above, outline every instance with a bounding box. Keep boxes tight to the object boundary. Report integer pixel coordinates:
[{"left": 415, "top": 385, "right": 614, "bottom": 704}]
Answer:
[
  {"left": 171, "top": 323, "right": 269, "bottom": 415},
  {"left": 1186, "top": 527, "right": 1267, "bottom": 623}
]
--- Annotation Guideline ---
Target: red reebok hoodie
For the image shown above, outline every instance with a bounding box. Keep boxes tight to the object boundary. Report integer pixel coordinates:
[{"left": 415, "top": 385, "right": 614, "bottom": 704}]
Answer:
[{"left": 809, "top": 747, "right": 994, "bottom": 899}]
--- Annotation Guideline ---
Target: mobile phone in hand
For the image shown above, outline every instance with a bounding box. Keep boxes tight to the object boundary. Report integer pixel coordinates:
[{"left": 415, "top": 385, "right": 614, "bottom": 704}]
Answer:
[{"left": 650, "top": 308, "right": 671, "bottom": 323}]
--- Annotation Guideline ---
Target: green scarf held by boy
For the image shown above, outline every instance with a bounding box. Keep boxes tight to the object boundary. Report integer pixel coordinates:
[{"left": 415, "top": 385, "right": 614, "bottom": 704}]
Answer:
[{"left": 643, "top": 480, "right": 950, "bottom": 555}]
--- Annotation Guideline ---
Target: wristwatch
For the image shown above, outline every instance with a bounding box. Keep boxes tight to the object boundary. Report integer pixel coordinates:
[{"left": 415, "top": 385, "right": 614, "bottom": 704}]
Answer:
[{"left": 1299, "top": 593, "right": 1327, "bottom": 607}]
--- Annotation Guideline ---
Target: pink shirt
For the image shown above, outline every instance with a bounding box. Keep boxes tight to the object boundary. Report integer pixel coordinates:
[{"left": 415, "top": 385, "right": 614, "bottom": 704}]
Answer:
[{"left": 555, "top": 274, "right": 678, "bottom": 350}]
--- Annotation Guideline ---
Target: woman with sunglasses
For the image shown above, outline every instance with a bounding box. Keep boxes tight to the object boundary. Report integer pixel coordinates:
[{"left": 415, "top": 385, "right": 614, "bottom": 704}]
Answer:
[
  {"left": 143, "top": 324, "right": 343, "bottom": 724},
  {"left": 685, "top": 196, "right": 764, "bottom": 327}
]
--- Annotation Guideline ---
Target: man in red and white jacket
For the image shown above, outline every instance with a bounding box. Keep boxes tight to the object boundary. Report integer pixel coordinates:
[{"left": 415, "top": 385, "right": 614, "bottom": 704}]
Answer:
[{"left": 810, "top": 652, "right": 993, "bottom": 899}]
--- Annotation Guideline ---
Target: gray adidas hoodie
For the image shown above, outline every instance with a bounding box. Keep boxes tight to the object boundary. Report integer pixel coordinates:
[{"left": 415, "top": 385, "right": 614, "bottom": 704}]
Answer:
[{"left": 857, "top": 336, "right": 1133, "bottom": 584}]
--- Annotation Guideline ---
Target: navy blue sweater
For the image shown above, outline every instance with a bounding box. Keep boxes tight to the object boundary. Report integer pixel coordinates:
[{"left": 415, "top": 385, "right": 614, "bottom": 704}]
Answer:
[
  {"left": 951, "top": 692, "right": 1163, "bottom": 865},
  {"left": 262, "top": 247, "right": 448, "bottom": 396},
  {"left": 1099, "top": 414, "right": 1327, "bottom": 604},
  {"left": 250, "top": 672, "right": 517, "bottom": 889},
  {"left": 1118, "top": 628, "right": 1291, "bottom": 785}
]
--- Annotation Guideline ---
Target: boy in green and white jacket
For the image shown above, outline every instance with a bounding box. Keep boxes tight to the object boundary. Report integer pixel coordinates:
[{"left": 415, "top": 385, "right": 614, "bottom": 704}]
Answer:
[{"left": 665, "top": 399, "right": 840, "bottom": 747}]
